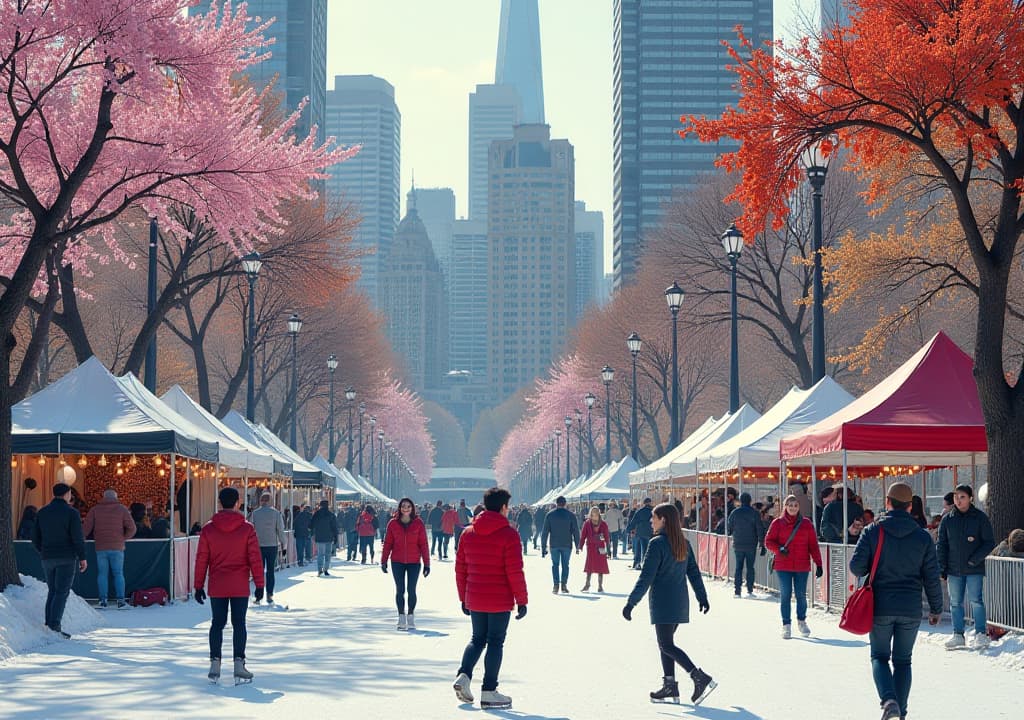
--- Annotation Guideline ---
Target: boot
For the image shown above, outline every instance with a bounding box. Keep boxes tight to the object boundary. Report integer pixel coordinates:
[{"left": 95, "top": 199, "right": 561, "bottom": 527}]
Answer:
[
  {"left": 397, "top": 613, "right": 408, "bottom": 631},
  {"left": 233, "top": 657, "right": 253, "bottom": 685},
  {"left": 649, "top": 676, "right": 679, "bottom": 703},
  {"left": 453, "top": 672, "right": 474, "bottom": 703},
  {"left": 597, "top": 580, "right": 604, "bottom": 593},
  {"left": 581, "top": 582, "right": 591, "bottom": 592},
  {"left": 406, "top": 613, "right": 416, "bottom": 630},
  {"left": 560, "top": 582, "right": 569, "bottom": 594},
  {"left": 689, "top": 668, "right": 717, "bottom": 705},
  {"left": 552, "top": 583, "right": 559, "bottom": 594},
  {"left": 208, "top": 659, "right": 221, "bottom": 683},
  {"left": 480, "top": 689, "right": 512, "bottom": 709}
]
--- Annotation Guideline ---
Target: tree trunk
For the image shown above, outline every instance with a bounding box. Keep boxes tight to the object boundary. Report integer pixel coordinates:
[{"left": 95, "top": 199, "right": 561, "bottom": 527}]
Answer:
[
  {"left": 0, "top": 334, "right": 21, "bottom": 591},
  {"left": 56, "top": 262, "right": 95, "bottom": 363}
]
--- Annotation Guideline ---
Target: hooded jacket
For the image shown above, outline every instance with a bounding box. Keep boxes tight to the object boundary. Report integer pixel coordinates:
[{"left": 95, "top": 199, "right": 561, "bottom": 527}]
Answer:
[
  {"left": 765, "top": 512, "right": 822, "bottom": 573},
  {"left": 937, "top": 504, "right": 996, "bottom": 576},
  {"left": 194, "top": 510, "right": 264, "bottom": 598},
  {"left": 455, "top": 510, "right": 528, "bottom": 613},
  {"left": 382, "top": 516, "right": 430, "bottom": 566},
  {"left": 83, "top": 497, "right": 136, "bottom": 552}
]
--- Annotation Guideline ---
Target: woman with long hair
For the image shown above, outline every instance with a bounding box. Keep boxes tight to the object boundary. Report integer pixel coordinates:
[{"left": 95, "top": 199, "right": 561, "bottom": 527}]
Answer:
[
  {"left": 622, "top": 503, "right": 716, "bottom": 706},
  {"left": 356, "top": 504, "right": 379, "bottom": 564},
  {"left": 765, "top": 494, "right": 823, "bottom": 639},
  {"left": 382, "top": 498, "right": 430, "bottom": 630},
  {"left": 579, "top": 506, "right": 610, "bottom": 592},
  {"left": 909, "top": 495, "right": 928, "bottom": 528}
]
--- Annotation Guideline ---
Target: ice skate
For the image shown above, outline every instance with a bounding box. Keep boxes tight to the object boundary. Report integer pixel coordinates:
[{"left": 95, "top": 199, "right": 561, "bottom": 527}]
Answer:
[
  {"left": 689, "top": 667, "right": 717, "bottom": 706},
  {"left": 397, "top": 613, "right": 408, "bottom": 631},
  {"left": 453, "top": 672, "right": 474, "bottom": 703},
  {"left": 480, "top": 689, "right": 512, "bottom": 709},
  {"left": 233, "top": 657, "right": 253, "bottom": 685},
  {"left": 208, "top": 659, "right": 221, "bottom": 684},
  {"left": 945, "top": 632, "right": 966, "bottom": 650},
  {"left": 880, "top": 699, "right": 901, "bottom": 720},
  {"left": 781, "top": 624, "right": 792, "bottom": 639},
  {"left": 649, "top": 676, "right": 680, "bottom": 703},
  {"left": 797, "top": 620, "right": 811, "bottom": 637},
  {"left": 406, "top": 614, "right": 416, "bottom": 630}
]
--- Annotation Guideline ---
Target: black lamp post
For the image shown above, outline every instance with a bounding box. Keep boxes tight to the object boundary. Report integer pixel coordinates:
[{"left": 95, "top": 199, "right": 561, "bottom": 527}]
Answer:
[
  {"left": 584, "top": 392, "right": 595, "bottom": 475},
  {"left": 368, "top": 415, "right": 376, "bottom": 482},
  {"left": 377, "top": 430, "right": 385, "bottom": 487},
  {"left": 287, "top": 313, "right": 302, "bottom": 451},
  {"left": 627, "top": 332, "right": 642, "bottom": 460},
  {"left": 145, "top": 218, "right": 158, "bottom": 392},
  {"left": 801, "top": 136, "right": 834, "bottom": 385},
  {"left": 574, "top": 408, "right": 584, "bottom": 476},
  {"left": 345, "top": 386, "right": 356, "bottom": 471},
  {"left": 564, "top": 415, "right": 572, "bottom": 483},
  {"left": 721, "top": 223, "right": 744, "bottom": 412},
  {"left": 242, "top": 252, "right": 262, "bottom": 421},
  {"left": 601, "top": 365, "right": 614, "bottom": 465},
  {"left": 555, "top": 430, "right": 562, "bottom": 487},
  {"left": 357, "top": 402, "right": 365, "bottom": 476},
  {"left": 549, "top": 436, "right": 556, "bottom": 488},
  {"left": 665, "top": 282, "right": 685, "bottom": 447},
  {"left": 327, "top": 354, "right": 338, "bottom": 459}
]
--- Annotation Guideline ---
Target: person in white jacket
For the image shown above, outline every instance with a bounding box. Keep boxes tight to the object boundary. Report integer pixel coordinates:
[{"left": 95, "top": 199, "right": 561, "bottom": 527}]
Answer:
[
  {"left": 250, "top": 493, "right": 286, "bottom": 604},
  {"left": 604, "top": 501, "right": 624, "bottom": 559}
]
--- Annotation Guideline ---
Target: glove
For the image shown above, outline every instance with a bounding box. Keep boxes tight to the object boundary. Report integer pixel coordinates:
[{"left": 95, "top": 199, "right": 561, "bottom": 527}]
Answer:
[
  {"left": 699, "top": 599, "right": 710, "bottom": 614},
  {"left": 541, "top": 549, "right": 547, "bottom": 558},
  {"left": 193, "top": 588, "right": 206, "bottom": 605},
  {"left": 423, "top": 566, "right": 430, "bottom": 577},
  {"left": 622, "top": 604, "right": 633, "bottom": 621},
  {"left": 576, "top": 548, "right": 581, "bottom": 555},
  {"left": 462, "top": 603, "right": 471, "bottom": 616},
  {"left": 778, "top": 546, "right": 789, "bottom": 556},
  {"left": 515, "top": 605, "right": 527, "bottom": 620},
  {"left": 254, "top": 587, "right": 264, "bottom": 602},
  {"left": 941, "top": 573, "right": 947, "bottom": 581},
  {"left": 381, "top": 563, "right": 388, "bottom": 573},
  {"left": 760, "top": 546, "right": 767, "bottom": 556},
  {"left": 815, "top": 565, "right": 823, "bottom": 578}
]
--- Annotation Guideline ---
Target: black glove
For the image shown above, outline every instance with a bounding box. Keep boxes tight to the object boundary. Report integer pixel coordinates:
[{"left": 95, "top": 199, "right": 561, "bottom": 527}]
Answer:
[
  {"left": 462, "top": 603, "right": 471, "bottom": 616},
  {"left": 699, "top": 599, "right": 710, "bottom": 614},
  {"left": 542, "top": 549, "right": 547, "bottom": 558},
  {"left": 254, "top": 587, "right": 264, "bottom": 602},
  {"left": 193, "top": 588, "right": 206, "bottom": 605},
  {"left": 815, "top": 565, "right": 824, "bottom": 578},
  {"left": 941, "top": 573, "right": 947, "bottom": 581},
  {"left": 423, "top": 566, "right": 430, "bottom": 577},
  {"left": 778, "top": 546, "right": 789, "bottom": 556},
  {"left": 381, "top": 563, "right": 388, "bottom": 573},
  {"left": 622, "top": 604, "right": 633, "bottom": 621},
  {"left": 760, "top": 546, "right": 767, "bottom": 556},
  {"left": 515, "top": 605, "right": 527, "bottom": 620}
]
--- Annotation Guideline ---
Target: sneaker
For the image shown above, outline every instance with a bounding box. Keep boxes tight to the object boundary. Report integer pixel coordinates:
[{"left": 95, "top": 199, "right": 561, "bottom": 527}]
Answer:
[
  {"left": 397, "top": 613, "right": 408, "bottom": 631},
  {"left": 266, "top": 596, "right": 273, "bottom": 605},
  {"left": 733, "top": 591, "right": 741, "bottom": 598},
  {"left": 798, "top": 620, "right": 811, "bottom": 637},
  {"left": 972, "top": 632, "right": 991, "bottom": 649},
  {"left": 116, "top": 599, "right": 127, "bottom": 610},
  {"left": 552, "top": 583, "right": 559, "bottom": 594},
  {"left": 746, "top": 590, "right": 755, "bottom": 597},
  {"left": 453, "top": 673, "right": 474, "bottom": 703},
  {"left": 560, "top": 583, "right": 569, "bottom": 594},
  {"left": 97, "top": 599, "right": 108, "bottom": 609},
  {"left": 782, "top": 624, "right": 792, "bottom": 639},
  {"left": 407, "top": 614, "right": 416, "bottom": 630},
  {"left": 480, "top": 689, "right": 512, "bottom": 709},
  {"left": 323, "top": 569, "right": 330, "bottom": 577},
  {"left": 880, "top": 699, "right": 901, "bottom": 720},
  {"left": 945, "top": 632, "right": 966, "bottom": 650}
]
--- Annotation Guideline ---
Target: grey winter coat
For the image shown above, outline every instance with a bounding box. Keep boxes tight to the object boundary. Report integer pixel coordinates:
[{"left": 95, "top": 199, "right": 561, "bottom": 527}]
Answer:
[{"left": 251, "top": 505, "right": 286, "bottom": 548}]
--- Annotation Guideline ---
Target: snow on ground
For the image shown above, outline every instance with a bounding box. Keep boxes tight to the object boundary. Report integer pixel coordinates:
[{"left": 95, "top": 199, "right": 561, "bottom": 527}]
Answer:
[
  {"left": 0, "top": 575, "right": 101, "bottom": 661},
  {"left": 0, "top": 549, "right": 1019, "bottom": 719}
]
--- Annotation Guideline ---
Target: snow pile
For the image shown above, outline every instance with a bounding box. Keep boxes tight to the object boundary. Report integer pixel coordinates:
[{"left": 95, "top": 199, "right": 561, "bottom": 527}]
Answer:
[
  {"left": 918, "top": 626, "right": 1024, "bottom": 672},
  {"left": 0, "top": 575, "right": 101, "bottom": 660}
]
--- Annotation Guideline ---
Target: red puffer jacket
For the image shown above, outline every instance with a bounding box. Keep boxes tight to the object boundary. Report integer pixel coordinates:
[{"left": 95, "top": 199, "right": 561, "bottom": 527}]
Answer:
[
  {"left": 441, "top": 509, "right": 459, "bottom": 535},
  {"left": 382, "top": 516, "right": 430, "bottom": 566},
  {"left": 455, "top": 510, "right": 528, "bottom": 612},
  {"left": 765, "top": 512, "right": 822, "bottom": 573},
  {"left": 195, "top": 510, "right": 264, "bottom": 598}
]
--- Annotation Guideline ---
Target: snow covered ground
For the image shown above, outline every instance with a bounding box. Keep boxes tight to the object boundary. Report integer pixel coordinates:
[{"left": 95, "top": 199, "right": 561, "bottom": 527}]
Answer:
[{"left": 0, "top": 550, "right": 1019, "bottom": 719}]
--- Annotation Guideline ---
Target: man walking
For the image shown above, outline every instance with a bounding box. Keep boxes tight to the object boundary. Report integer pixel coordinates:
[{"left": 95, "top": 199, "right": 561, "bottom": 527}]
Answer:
[
  {"left": 532, "top": 503, "right": 548, "bottom": 550},
  {"left": 604, "top": 500, "right": 624, "bottom": 559},
  {"left": 937, "top": 483, "right": 996, "bottom": 649},
  {"left": 429, "top": 500, "right": 445, "bottom": 558},
  {"left": 343, "top": 503, "right": 360, "bottom": 561},
  {"left": 726, "top": 492, "right": 765, "bottom": 597},
  {"left": 310, "top": 499, "right": 340, "bottom": 577},
  {"left": 453, "top": 487, "right": 528, "bottom": 709},
  {"left": 850, "top": 482, "right": 942, "bottom": 720},
  {"left": 454, "top": 499, "right": 472, "bottom": 551},
  {"left": 540, "top": 496, "right": 580, "bottom": 594},
  {"left": 821, "top": 487, "right": 864, "bottom": 544},
  {"left": 31, "top": 482, "right": 86, "bottom": 638},
  {"left": 83, "top": 488, "right": 135, "bottom": 609},
  {"left": 251, "top": 493, "right": 285, "bottom": 603},
  {"left": 194, "top": 486, "right": 264, "bottom": 685},
  {"left": 626, "top": 498, "right": 654, "bottom": 568},
  {"left": 293, "top": 503, "right": 312, "bottom": 566}
]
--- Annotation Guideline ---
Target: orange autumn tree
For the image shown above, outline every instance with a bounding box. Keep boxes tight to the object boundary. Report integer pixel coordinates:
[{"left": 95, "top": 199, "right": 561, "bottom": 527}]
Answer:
[{"left": 683, "top": 0, "right": 1024, "bottom": 537}]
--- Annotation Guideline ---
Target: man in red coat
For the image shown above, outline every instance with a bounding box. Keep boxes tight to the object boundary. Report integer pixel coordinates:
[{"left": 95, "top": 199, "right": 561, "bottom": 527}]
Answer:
[
  {"left": 453, "top": 487, "right": 528, "bottom": 709},
  {"left": 194, "top": 486, "right": 264, "bottom": 685}
]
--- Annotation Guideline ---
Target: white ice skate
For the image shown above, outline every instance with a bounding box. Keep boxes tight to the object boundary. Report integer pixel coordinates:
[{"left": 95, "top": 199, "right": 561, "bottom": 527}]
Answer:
[
  {"left": 453, "top": 673, "right": 474, "bottom": 703},
  {"left": 233, "top": 657, "right": 253, "bottom": 685},
  {"left": 208, "top": 659, "right": 221, "bottom": 684},
  {"left": 397, "top": 613, "right": 408, "bottom": 631},
  {"left": 480, "top": 689, "right": 512, "bottom": 709},
  {"left": 406, "top": 614, "right": 416, "bottom": 630}
]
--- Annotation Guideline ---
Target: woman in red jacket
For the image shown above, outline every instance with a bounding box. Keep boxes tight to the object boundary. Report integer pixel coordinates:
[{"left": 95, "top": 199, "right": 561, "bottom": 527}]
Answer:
[
  {"left": 382, "top": 498, "right": 431, "bottom": 631},
  {"left": 194, "top": 486, "right": 264, "bottom": 684},
  {"left": 765, "top": 494, "right": 823, "bottom": 639},
  {"left": 579, "top": 506, "right": 610, "bottom": 592}
]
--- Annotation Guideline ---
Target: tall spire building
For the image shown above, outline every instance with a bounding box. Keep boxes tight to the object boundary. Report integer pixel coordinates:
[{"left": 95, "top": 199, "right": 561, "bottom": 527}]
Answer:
[{"left": 495, "top": 0, "right": 545, "bottom": 124}]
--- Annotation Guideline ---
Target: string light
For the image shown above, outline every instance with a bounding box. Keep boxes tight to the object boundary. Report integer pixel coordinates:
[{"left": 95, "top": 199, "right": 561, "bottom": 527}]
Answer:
[
  {"left": 116, "top": 467, "right": 124, "bottom": 476},
  {"left": 129, "top": 454, "right": 139, "bottom": 466},
  {"left": 58, "top": 454, "right": 66, "bottom": 466},
  {"left": 10, "top": 458, "right": 17, "bottom": 468},
  {"left": 98, "top": 454, "right": 108, "bottom": 467},
  {"left": 77, "top": 456, "right": 88, "bottom": 468},
  {"left": 154, "top": 456, "right": 163, "bottom": 467},
  {"left": 37, "top": 455, "right": 46, "bottom": 466},
  {"left": 158, "top": 469, "right": 166, "bottom": 478}
]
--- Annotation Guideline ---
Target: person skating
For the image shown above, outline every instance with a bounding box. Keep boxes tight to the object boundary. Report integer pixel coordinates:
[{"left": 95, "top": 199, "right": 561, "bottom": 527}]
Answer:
[
  {"left": 310, "top": 499, "right": 339, "bottom": 576},
  {"left": 622, "top": 502, "right": 715, "bottom": 706},
  {"left": 250, "top": 492, "right": 285, "bottom": 601},
  {"left": 194, "top": 487, "right": 264, "bottom": 685},
  {"left": 31, "top": 482, "right": 87, "bottom": 638},
  {"left": 382, "top": 498, "right": 431, "bottom": 630},
  {"left": 765, "top": 494, "right": 823, "bottom": 638},
  {"left": 453, "top": 487, "right": 528, "bottom": 709},
  {"left": 540, "top": 496, "right": 580, "bottom": 593},
  {"left": 579, "top": 506, "right": 610, "bottom": 592}
]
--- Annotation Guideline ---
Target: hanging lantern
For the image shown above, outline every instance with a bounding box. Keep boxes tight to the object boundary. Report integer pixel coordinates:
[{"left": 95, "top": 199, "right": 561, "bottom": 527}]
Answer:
[
  {"left": 116, "top": 467, "right": 124, "bottom": 476},
  {"left": 10, "top": 458, "right": 17, "bottom": 469},
  {"left": 77, "top": 455, "right": 88, "bottom": 468},
  {"left": 98, "top": 454, "right": 108, "bottom": 467},
  {"left": 37, "top": 454, "right": 46, "bottom": 466},
  {"left": 58, "top": 454, "right": 66, "bottom": 466},
  {"left": 129, "top": 454, "right": 139, "bottom": 466},
  {"left": 61, "top": 465, "right": 77, "bottom": 485},
  {"left": 153, "top": 455, "right": 163, "bottom": 466}
]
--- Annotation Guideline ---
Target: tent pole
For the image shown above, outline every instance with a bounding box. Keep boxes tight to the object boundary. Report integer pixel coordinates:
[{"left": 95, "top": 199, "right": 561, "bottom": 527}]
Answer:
[
  {"left": 186, "top": 460, "right": 193, "bottom": 598},
  {"left": 970, "top": 453, "right": 976, "bottom": 492},
  {"left": 169, "top": 453, "right": 176, "bottom": 605},
  {"left": 842, "top": 450, "right": 849, "bottom": 606}
]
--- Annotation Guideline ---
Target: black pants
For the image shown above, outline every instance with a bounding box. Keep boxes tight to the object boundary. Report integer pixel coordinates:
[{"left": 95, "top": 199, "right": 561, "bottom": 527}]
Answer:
[
  {"left": 458, "top": 611, "right": 511, "bottom": 691},
  {"left": 655, "top": 623, "right": 695, "bottom": 677},
  {"left": 346, "top": 530, "right": 358, "bottom": 560},
  {"left": 440, "top": 533, "right": 452, "bottom": 558},
  {"left": 260, "top": 546, "right": 277, "bottom": 597},
  {"left": 454, "top": 525, "right": 464, "bottom": 550},
  {"left": 392, "top": 561, "right": 421, "bottom": 614},
  {"left": 359, "top": 535, "right": 375, "bottom": 562},
  {"left": 734, "top": 548, "right": 756, "bottom": 594},
  {"left": 42, "top": 558, "right": 76, "bottom": 631},
  {"left": 210, "top": 596, "right": 249, "bottom": 660}
]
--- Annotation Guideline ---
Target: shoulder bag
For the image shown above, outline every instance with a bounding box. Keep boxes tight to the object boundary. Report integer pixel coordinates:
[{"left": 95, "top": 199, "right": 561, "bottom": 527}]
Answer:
[
  {"left": 839, "top": 528, "right": 885, "bottom": 635},
  {"left": 768, "top": 518, "right": 803, "bottom": 574}
]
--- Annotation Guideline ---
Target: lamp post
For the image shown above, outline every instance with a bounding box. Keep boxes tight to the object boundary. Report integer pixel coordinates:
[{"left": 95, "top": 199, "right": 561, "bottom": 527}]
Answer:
[
  {"left": 584, "top": 392, "right": 595, "bottom": 475},
  {"left": 242, "top": 252, "right": 262, "bottom": 421},
  {"left": 627, "top": 332, "right": 642, "bottom": 460},
  {"left": 357, "top": 402, "right": 366, "bottom": 476},
  {"left": 574, "top": 408, "right": 584, "bottom": 476},
  {"left": 377, "top": 430, "right": 385, "bottom": 487},
  {"left": 721, "top": 223, "right": 744, "bottom": 412},
  {"left": 801, "top": 136, "right": 834, "bottom": 384},
  {"left": 564, "top": 415, "right": 573, "bottom": 483},
  {"left": 345, "top": 386, "right": 356, "bottom": 471},
  {"left": 368, "top": 415, "right": 376, "bottom": 483},
  {"left": 665, "top": 282, "right": 685, "bottom": 447},
  {"left": 145, "top": 218, "right": 158, "bottom": 392},
  {"left": 327, "top": 354, "right": 338, "bottom": 459},
  {"left": 601, "top": 365, "right": 614, "bottom": 465},
  {"left": 549, "top": 436, "right": 556, "bottom": 488},
  {"left": 555, "top": 430, "right": 562, "bottom": 487},
  {"left": 287, "top": 313, "right": 302, "bottom": 451}
]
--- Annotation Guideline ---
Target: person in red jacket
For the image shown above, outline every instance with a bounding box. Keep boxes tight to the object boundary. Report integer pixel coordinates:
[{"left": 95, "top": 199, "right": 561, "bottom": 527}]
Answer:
[
  {"left": 194, "top": 486, "right": 264, "bottom": 685},
  {"left": 382, "top": 498, "right": 431, "bottom": 631},
  {"left": 440, "top": 504, "right": 459, "bottom": 559},
  {"left": 765, "top": 494, "right": 823, "bottom": 639},
  {"left": 453, "top": 487, "right": 528, "bottom": 710}
]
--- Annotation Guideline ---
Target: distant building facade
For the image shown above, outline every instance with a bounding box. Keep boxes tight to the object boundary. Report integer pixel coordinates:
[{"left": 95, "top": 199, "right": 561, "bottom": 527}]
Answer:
[
  {"left": 468, "top": 84, "right": 521, "bottom": 222},
  {"left": 495, "top": 0, "right": 545, "bottom": 124},
  {"left": 574, "top": 201, "right": 605, "bottom": 322},
  {"left": 407, "top": 187, "right": 456, "bottom": 286},
  {"left": 448, "top": 219, "right": 489, "bottom": 382}
]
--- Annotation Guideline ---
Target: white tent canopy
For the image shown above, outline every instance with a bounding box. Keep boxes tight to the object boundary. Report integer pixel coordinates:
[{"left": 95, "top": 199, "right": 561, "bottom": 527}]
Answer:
[
  {"left": 311, "top": 456, "right": 363, "bottom": 497},
  {"left": 698, "top": 377, "right": 855, "bottom": 474},
  {"left": 532, "top": 485, "right": 566, "bottom": 508},
  {"left": 574, "top": 456, "right": 640, "bottom": 497},
  {"left": 221, "top": 411, "right": 324, "bottom": 484},
  {"left": 341, "top": 466, "right": 394, "bottom": 504},
  {"left": 635, "top": 416, "right": 720, "bottom": 484},
  {"left": 662, "top": 404, "right": 763, "bottom": 480}
]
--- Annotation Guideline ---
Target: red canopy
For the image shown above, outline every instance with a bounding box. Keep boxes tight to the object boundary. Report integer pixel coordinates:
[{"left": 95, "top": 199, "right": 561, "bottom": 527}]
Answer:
[{"left": 779, "top": 332, "right": 987, "bottom": 466}]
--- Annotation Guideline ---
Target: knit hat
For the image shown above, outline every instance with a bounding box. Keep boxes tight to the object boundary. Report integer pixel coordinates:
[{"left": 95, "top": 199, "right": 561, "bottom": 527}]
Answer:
[{"left": 886, "top": 482, "right": 913, "bottom": 505}]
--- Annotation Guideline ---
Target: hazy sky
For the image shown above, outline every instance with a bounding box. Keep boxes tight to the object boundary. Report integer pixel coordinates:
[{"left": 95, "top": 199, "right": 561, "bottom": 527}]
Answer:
[{"left": 326, "top": 1, "right": 817, "bottom": 269}]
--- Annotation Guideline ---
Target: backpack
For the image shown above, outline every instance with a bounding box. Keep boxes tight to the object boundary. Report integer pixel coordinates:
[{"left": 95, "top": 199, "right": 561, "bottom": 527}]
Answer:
[{"left": 131, "top": 587, "right": 169, "bottom": 607}]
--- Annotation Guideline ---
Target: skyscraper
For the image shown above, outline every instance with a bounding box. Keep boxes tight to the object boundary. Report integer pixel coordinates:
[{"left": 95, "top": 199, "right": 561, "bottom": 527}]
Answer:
[
  {"left": 468, "top": 84, "right": 522, "bottom": 222},
  {"left": 407, "top": 187, "right": 456, "bottom": 286},
  {"left": 612, "top": 0, "right": 773, "bottom": 289},
  {"left": 487, "top": 124, "right": 575, "bottom": 401},
  {"left": 324, "top": 75, "right": 401, "bottom": 304},
  {"left": 448, "top": 219, "right": 489, "bottom": 381},
  {"left": 574, "top": 201, "right": 605, "bottom": 321},
  {"left": 190, "top": 0, "right": 327, "bottom": 145},
  {"left": 495, "top": 0, "right": 545, "bottom": 124}
]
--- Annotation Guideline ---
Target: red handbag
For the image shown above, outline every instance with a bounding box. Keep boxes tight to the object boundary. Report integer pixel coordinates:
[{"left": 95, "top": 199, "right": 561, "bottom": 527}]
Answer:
[{"left": 839, "top": 528, "right": 884, "bottom": 635}]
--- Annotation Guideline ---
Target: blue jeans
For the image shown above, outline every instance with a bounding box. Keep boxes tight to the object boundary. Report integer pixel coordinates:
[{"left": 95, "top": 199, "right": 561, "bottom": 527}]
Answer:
[
  {"left": 947, "top": 574, "right": 986, "bottom": 633},
  {"left": 870, "top": 615, "right": 919, "bottom": 716},
  {"left": 295, "top": 535, "right": 311, "bottom": 564},
  {"left": 550, "top": 547, "right": 571, "bottom": 584},
  {"left": 633, "top": 535, "right": 650, "bottom": 567},
  {"left": 734, "top": 549, "right": 756, "bottom": 594},
  {"left": 42, "top": 558, "right": 77, "bottom": 631},
  {"left": 95, "top": 549, "right": 126, "bottom": 602},
  {"left": 776, "top": 570, "right": 808, "bottom": 625},
  {"left": 458, "top": 611, "right": 511, "bottom": 691},
  {"left": 609, "top": 531, "right": 620, "bottom": 558},
  {"left": 316, "top": 542, "right": 332, "bottom": 572}
]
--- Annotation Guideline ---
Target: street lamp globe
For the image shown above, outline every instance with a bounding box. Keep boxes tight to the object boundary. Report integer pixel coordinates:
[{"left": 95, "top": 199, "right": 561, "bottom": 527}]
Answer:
[
  {"left": 345, "top": 387, "right": 356, "bottom": 402},
  {"left": 326, "top": 354, "right": 338, "bottom": 372},
  {"left": 627, "top": 331, "right": 642, "bottom": 356},
  {"left": 664, "top": 281, "right": 684, "bottom": 314},
  {"left": 241, "top": 251, "right": 262, "bottom": 278},
  {"left": 721, "top": 223, "right": 744, "bottom": 259},
  {"left": 584, "top": 392, "right": 596, "bottom": 408},
  {"left": 564, "top": 415, "right": 572, "bottom": 429},
  {"left": 287, "top": 312, "right": 302, "bottom": 335},
  {"left": 800, "top": 134, "right": 837, "bottom": 180},
  {"left": 601, "top": 365, "right": 614, "bottom": 384},
  {"left": 370, "top": 415, "right": 376, "bottom": 427}
]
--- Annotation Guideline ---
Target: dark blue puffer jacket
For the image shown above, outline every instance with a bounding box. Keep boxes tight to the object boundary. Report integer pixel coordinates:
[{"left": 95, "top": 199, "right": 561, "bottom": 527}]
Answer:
[{"left": 627, "top": 535, "right": 708, "bottom": 625}]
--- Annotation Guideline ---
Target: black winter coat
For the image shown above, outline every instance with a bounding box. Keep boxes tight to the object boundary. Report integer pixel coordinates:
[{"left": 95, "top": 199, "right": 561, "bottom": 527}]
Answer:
[
  {"left": 31, "top": 499, "right": 86, "bottom": 561},
  {"left": 937, "top": 505, "right": 996, "bottom": 577},
  {"left": 541, "top": 507, "right": 580, "bottom": 550},
  {"left": 726, "top": 504, "right": 765, "bottom": 551},
  {"left": 310, "top": 508, "right": 339, "bottom": 543},
  {"left": 293, "top": 510, "right": 312, "bottom": 538},
  {"left": 627, "top": 534, "right": 707, "bottom": 624},
  {"left": 821, "top": 499, "right": 864, "bottom": 544},
  {"left": 428, "top": 506, "right": 444, "bottom": 529},
  {"left": 626, "top": 505, "right": 654, "bottom": 539},
  {"left": 850, "top": 510, "right": 943, "bottom": 617},
  {"left": 342, "top": 507, "right": 359, "bottom": 533}
]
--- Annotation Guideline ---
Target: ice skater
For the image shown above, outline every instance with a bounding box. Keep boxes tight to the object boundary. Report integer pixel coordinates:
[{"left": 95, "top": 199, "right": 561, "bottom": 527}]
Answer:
[
  {"left": 622, "top": 502, "right": 715, "bottom": 706},
  {"left": 381, "top": 498, "right": 431, "bottom": 630}
]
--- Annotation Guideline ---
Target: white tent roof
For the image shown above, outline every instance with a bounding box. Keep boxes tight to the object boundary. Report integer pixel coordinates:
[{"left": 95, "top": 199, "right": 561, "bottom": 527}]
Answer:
[
  {"left": 342, "top": 467, "right": 393, "bottom": 504},
  {"left": 635, "top": 416, "right": 720, "bottom": 484},
  {"left": 661, "top": 404, "right": 763, "bottom": 480},
  {"left": 532, "top": 485, "right": 565, "bottom": 508},
  {"left": 698, "top": 377, "right": 855, "bottom": 474},
  {"left": 160, "top": 385, "right": 276, "bottom": 474},
  {"left": 311, "top": 456, "right": 364, "bottom": 496},
  {"left": 574, "top": 456, "right": 640, "bottom": 497},
  {"left": 221, "top": 411, "right": 324, "bottom": 484}
]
